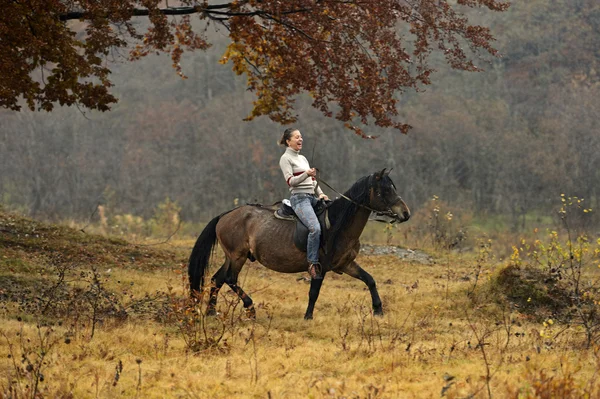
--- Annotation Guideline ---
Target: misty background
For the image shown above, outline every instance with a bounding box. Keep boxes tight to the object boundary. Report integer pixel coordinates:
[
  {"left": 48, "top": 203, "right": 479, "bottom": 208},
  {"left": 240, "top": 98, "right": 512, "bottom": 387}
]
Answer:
[{"left": 1, "top": 1, "right": 598, "bottom": 232}]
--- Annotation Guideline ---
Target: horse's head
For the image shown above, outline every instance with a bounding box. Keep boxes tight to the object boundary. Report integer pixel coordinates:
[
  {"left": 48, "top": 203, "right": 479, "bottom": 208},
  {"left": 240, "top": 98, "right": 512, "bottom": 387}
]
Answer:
[{"left": 369, "top": 168, "right": 411, "bottom": 224}]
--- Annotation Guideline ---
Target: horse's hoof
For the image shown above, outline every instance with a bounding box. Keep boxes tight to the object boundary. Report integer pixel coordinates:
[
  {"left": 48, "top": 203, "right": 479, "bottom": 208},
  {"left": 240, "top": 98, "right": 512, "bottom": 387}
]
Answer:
[
  {"left": 304, "top": 314, "right": 313, "bottom": 320},
  {"left": 245, "top": 306, "right": 256, "bottom": 320},
  {"left": 374, "top": 308, "right": 384, "bottom": 317},
  {"left": 206, "top": 308, "right": 217, "bottom": 317}
]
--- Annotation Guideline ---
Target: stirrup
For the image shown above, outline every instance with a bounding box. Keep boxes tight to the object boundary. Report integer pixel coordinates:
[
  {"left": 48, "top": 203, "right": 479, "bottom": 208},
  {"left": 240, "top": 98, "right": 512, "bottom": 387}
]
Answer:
[{"left": 308, "top": 263, "right": 323, "bottom": 280}]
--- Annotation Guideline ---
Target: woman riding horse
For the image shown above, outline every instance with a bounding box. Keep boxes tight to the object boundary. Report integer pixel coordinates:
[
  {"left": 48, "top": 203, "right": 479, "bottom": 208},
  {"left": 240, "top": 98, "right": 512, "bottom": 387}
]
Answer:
[
  {"left": 188, "top": 168, "right": 410, "bottom": 319},
  {"left": 278, "top": 128, "right": 329, "bottom": 280}
]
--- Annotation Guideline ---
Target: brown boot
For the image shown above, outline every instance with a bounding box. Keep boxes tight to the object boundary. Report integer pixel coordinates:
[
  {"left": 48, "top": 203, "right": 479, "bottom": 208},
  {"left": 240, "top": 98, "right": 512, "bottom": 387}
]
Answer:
[{"left": 308, "top": 262, "right": 322, "bottom": 280}]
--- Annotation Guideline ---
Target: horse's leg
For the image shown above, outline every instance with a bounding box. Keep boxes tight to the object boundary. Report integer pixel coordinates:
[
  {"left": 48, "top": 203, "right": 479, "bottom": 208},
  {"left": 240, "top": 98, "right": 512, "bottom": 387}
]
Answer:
[
  {"left": 206, "top": 259, "right": 230, "bottom": 316},
  {"left": 304, "top": 274, "right": 326, "bottom": 320},
  {"left": 342, "top": 261, "right": 383, "bottom": 315},
  {"left": 224, "top": 258, "right": 256, "bottom": 318}
]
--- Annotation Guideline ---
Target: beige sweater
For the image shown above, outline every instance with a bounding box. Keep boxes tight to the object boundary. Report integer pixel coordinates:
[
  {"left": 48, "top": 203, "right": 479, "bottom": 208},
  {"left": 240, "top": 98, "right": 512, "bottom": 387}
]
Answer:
[{"left": 279, "top": 147, "right": 324, "bottom": 196}]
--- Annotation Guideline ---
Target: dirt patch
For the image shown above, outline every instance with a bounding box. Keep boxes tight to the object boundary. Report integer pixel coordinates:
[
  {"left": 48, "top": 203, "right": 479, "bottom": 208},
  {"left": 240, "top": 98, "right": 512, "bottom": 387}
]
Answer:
[
  {"left": 359, "top": 244, "right": 435, "bottom": 264},
  {"left": 491, "top": 264, "right": 573, "bottom": 320}
]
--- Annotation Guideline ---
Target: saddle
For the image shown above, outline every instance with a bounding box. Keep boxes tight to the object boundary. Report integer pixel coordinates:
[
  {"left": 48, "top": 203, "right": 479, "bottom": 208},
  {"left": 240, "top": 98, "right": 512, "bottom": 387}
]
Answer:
[{"left": 274, "top": 199, "right": 331, "bottom": 253}]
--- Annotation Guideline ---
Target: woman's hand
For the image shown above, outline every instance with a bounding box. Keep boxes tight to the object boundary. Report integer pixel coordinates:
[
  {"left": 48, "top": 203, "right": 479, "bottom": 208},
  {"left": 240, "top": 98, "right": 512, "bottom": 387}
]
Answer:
[
  {"left": 306, "top": 168, "right": 317, "bottom": 177},
  {"left": 319, "top": 194, "right": 329, "bottom": 201}
]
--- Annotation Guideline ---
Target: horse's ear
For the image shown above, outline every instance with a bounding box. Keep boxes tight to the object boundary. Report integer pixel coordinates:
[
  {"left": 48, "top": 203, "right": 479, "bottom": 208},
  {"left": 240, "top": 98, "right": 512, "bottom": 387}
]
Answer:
[
  {"left": 386, "top": 168, "right": 392, "bottom": 176},
  {"left": 376, "top": 168, "right": 387, "bottom": 180}
]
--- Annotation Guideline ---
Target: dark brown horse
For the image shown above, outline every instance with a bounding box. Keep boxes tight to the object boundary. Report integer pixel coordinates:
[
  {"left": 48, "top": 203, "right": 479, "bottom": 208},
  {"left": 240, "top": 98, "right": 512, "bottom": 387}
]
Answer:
[{"left": 188, "top": 169, "right": 410, "bottom": 319}]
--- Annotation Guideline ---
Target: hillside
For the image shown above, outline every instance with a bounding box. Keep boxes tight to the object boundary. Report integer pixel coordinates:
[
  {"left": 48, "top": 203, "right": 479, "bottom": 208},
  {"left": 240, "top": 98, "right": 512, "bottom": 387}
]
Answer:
[
  {"left": 0, "top": 209, "right": 183, "bottom": 270},
  {"left": 0, "top": 208, "right": 187, "bottom": 324}
]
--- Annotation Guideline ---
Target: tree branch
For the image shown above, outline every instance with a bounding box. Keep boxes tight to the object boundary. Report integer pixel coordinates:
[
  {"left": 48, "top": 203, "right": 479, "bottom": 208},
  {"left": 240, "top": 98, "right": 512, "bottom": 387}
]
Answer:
[
  {"left": 60, "top": 6, "right": 201, "bottom": 21},
  {"left": 262, "top": 13, "right": 318, "bottom": 41},
  {"left": 58, "top": 4, "right": 312, "bottom": 22}
]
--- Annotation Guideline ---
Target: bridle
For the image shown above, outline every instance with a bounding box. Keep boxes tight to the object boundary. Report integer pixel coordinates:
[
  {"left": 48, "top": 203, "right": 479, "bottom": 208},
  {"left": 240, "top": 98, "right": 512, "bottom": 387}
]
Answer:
[{"left": 316, "top": 172, "right": 403, "bottom": 223}]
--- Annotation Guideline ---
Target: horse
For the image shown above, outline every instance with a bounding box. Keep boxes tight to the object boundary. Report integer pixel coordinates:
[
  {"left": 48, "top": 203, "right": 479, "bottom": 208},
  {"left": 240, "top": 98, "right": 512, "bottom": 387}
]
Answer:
[{"left": 188, "top": 168, "right": 410, "bottom": 320}]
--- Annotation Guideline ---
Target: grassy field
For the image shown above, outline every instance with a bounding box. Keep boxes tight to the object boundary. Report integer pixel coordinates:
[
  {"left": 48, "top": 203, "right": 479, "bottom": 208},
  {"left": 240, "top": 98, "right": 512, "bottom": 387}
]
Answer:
[{"left": 1, "top": 209, "right": 600, "bottom": 398}]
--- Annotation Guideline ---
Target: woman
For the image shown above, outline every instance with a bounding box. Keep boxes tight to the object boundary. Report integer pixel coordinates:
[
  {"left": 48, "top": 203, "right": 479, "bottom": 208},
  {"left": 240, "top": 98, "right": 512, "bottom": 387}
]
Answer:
[{"left": 279, "top": 128, "right": 329, "bottom": 279}]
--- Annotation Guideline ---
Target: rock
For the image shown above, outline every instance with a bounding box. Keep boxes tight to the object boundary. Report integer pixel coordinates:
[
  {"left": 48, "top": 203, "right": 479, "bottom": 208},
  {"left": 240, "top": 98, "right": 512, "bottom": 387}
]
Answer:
[{"left": 359, "top": 244, "right": 434, "bottom": 264}]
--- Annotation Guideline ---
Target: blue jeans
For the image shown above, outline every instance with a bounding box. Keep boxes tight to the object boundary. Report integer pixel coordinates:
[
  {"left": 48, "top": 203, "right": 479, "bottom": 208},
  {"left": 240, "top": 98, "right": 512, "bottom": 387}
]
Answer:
[{"left": 290, "top": 193, "right": 321, "bottom": 264}]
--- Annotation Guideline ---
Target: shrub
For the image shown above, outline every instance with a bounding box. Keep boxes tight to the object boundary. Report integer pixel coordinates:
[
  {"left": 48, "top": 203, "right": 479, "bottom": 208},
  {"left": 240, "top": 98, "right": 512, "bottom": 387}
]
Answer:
[
  {"left": 493, "top": 196, "right": 600, "bottom": 347},
  {"left": 407, "top": 195, "right": 471, "bottom": 251}
]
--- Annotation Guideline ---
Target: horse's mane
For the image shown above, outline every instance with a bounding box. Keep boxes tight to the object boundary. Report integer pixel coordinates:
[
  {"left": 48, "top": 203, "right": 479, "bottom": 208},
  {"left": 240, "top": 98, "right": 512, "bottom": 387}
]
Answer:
[{"left": 326, "top": 174, "right": 373, "bottom": 243}]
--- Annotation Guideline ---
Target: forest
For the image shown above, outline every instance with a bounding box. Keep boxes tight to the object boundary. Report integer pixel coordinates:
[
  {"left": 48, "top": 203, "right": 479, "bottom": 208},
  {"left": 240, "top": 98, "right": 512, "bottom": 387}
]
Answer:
[{"left": 1, "top": 0, "right": 598, "bottom": 232}]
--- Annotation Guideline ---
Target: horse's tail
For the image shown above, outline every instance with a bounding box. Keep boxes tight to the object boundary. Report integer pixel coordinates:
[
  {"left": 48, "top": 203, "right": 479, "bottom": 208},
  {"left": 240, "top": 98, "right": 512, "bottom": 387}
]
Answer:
[{"left": 188, "top": 214, "right": 222, "bottom": 295}]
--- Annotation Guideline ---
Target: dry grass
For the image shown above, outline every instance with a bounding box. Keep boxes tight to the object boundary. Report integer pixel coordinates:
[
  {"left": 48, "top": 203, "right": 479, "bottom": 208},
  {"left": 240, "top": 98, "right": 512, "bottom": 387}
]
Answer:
[{"left": 2, "top": 211, "right": 600, "bottom": 398}]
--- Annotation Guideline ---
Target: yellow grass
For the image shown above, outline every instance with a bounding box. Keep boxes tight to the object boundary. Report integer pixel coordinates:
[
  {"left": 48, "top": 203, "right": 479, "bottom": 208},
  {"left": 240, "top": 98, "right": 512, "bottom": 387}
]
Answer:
[
  {"left": 2, "top": 251, "right": 599, "bottom": 398},
  {"left": 2, "top": 216, "right": 600, "bottom": 398}
]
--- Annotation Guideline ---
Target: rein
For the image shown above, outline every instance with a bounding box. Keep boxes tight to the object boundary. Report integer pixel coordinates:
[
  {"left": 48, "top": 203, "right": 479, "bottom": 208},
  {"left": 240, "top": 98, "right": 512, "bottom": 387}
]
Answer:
[{"left": 315, "top": 173, "right": 399, "bottom": 223}]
